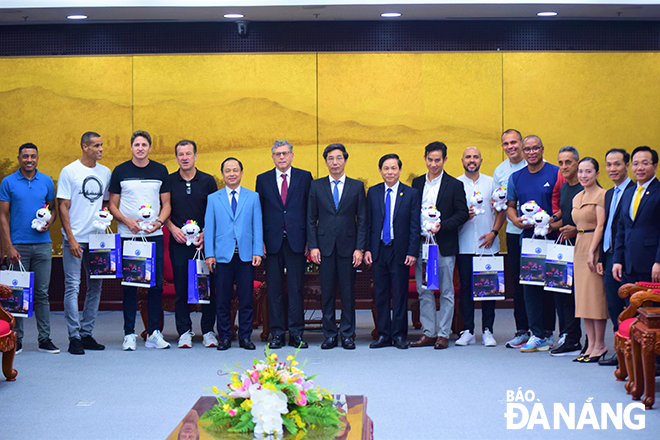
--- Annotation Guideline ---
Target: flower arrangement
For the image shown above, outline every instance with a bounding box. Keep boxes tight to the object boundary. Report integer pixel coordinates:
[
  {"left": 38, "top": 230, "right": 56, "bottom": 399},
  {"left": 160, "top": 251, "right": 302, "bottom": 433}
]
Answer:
[{"left": 202, "top": 350, "right": 342, "bottom": 439}]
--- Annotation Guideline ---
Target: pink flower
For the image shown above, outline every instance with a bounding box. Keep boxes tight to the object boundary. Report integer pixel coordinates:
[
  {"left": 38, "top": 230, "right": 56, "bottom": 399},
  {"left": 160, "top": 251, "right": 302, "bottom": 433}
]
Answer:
[
  {"left": 295, "top": 390, "right": 307, "bottom": 406},
  {"left": 228, "top": 409, "right": 237, "bottom": 417}
]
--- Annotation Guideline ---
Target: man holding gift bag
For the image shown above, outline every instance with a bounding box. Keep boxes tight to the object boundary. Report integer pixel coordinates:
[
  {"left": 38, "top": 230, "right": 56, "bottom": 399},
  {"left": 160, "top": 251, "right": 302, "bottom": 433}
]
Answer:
[
  {"left": 0, "top": 143, "right": 58, "bottom": 354},
  {"left": 164, "top": 140, "right": 218, "bottom": 349},
  {"left": 411, "top": 142, "right": 469, "bottom": 350},
  {"left": 109, "top": 130, "right": 171, "bottom": 351},
  {"left": 57, "top": 131, "right": 111, "bottom": 355}
]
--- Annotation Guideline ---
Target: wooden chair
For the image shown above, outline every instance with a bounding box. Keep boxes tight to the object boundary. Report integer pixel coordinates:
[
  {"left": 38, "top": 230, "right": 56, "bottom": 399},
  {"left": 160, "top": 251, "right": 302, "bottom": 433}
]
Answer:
[{"left": 0, "top": 283, "right": 18, "bottom": 381}]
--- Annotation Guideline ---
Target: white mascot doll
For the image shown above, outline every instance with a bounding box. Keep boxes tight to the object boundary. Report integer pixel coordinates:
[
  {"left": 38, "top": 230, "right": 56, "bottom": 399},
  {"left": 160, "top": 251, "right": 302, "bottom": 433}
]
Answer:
[
  {"left": 520, "top": 200, "right": 541, "bottom": 226},
  {"left": 470, "top": 191, "right": 486, "bottom": 215},
  {"left": 533, "top": 210, "right": 551, "bottom": 237},
  {"left": 31, "top": 205, "right": 51, "bottom": 231},
  {"left": 92, "top": 208, "right": 114, "bottom": 232},
  {"left": 138, "top": 205, "right": 157, "bottom": 231},
  {"left": 421, "top": 206, "right": 441, "bottom": 237},
  {"left": 491, "top": 186, "right": 508, "bottom": 212},
  {"left": 181, "top": 220, "right": 201, "bottom": 246}
]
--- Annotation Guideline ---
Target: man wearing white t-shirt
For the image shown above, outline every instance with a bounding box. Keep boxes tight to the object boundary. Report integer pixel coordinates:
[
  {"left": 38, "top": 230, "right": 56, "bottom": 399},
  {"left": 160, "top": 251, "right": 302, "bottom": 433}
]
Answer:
[{"left": 57, "top": 132, "right": 111, "bottom": 355}]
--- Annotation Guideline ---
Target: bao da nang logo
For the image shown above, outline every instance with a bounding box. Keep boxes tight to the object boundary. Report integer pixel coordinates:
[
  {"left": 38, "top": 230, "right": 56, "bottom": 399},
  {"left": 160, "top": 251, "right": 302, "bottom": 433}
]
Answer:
[
  {"left": 505, "top": 388, "right": 645, "bottom": 430},
  {"left": 535, "top": 247, "right": 542, "bottom": 254},
  {"left": 557, "top": 253, "right": 563, "bottom": 260},
  {"left": 11, "top": 279, "right": 18, "bottom": 286},
  {"left": 99, "top": 242, "right": 106, "bottom": 248},
  {"left": 135, "top": 249, "right": 141, "bottom": 256},
  {"left": 485, "top": 264, "right": 492, "bottom": 270}
]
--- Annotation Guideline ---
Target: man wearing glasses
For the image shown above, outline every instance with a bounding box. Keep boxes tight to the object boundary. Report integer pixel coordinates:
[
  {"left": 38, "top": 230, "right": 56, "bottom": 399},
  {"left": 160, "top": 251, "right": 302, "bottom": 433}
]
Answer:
[
  {"left": 506, "top": 135, "right": 565, "bottom": 353},
  {"left": 165, "top": 140, "right": 218, "bottom": 349}
]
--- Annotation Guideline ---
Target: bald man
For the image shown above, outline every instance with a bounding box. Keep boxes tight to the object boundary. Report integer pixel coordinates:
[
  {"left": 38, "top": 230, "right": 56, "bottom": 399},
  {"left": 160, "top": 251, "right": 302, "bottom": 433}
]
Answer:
[{"left": 456, "top": 147, "right": 506, "bottom": 347}]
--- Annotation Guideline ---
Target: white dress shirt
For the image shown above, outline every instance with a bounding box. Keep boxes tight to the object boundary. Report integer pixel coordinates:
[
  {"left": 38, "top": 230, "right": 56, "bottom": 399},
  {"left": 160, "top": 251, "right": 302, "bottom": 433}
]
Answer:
[
  {"left": 457, "top": 173, "right": 500, "bottom": 254},
  {"left": 328, "top": 173, "right": 346, "bottom": 201},
  {"left": 381, "top": 181, "right": 399, "bottom": 241},
  {"left": 277, "top": 167, "right": 291, "bottom": 196}
]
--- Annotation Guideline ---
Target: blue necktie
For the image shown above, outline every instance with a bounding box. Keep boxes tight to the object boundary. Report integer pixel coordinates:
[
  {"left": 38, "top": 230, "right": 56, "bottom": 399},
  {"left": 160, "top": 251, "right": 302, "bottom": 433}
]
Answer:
[
  {"left": 603, "top": 187, "right": 620, "bottom": 252},
  {"left": 383, "top": 188, "right": 392, "bottom": 244},
  {"left": 231, "top": 190, "right": 237, "bottom": 215},
  {"left": 333, "top": 180, "right": 340, "bottom": 209}
]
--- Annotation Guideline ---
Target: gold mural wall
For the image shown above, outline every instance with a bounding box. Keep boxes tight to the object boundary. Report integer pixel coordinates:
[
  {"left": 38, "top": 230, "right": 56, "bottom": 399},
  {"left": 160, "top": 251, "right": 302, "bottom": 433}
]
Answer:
[{"left": 1, "top": 52, "right": 659, "bottom": 251}]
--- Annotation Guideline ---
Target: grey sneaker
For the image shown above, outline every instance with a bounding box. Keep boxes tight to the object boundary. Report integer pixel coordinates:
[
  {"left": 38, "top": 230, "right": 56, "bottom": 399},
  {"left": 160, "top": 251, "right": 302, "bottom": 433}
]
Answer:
[{"left": 505, "top": 331, "right": 529, "bottom": 348}]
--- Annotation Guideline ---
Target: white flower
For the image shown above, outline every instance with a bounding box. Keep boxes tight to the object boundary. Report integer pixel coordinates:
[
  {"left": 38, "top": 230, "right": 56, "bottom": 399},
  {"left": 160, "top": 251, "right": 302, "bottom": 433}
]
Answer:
[{"left": 250, "top": 384, "right": 288, "bottom": 438}]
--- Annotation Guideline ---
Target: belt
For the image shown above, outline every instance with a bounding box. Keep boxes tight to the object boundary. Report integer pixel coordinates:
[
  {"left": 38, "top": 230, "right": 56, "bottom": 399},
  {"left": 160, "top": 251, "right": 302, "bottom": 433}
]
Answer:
[
  {"left": 380, "top": 240, "right": 393, "bottom": 247},
  {"left": 577, "top": 229, "right": 595, "bottom": 234}
]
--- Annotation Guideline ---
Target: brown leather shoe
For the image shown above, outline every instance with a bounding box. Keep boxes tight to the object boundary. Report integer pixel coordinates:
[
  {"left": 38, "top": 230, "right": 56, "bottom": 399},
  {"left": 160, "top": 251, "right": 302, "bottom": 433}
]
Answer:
[
  {"left": 434, "top": 336, "right": 449, "bottom": 349},
  {"left": 410, "top": 335, "right": 436, "bottom": 347}
]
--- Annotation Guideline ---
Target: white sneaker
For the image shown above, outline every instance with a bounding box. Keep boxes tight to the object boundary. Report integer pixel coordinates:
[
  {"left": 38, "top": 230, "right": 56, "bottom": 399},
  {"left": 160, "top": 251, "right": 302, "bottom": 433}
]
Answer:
[
  {"left": 203, "top": 332, "right": 218, "bottom": 348},
  {"left": 482, "top": 329, "right": 497, "bottom": 347},
  {"left": 122, "top": 334, "right": 137, "bottom": 351},
  {"left": 178, "top": 330, "right": 194, "bottom": 348},
  {"left": 455, "top": 330, "right": 476, "bottom": 346},
  {"left": 145, "top": 330, "right": 171, "bottom": 349},
  {"left": 556, "top": 333, "right": 566, "bottom": 348}
]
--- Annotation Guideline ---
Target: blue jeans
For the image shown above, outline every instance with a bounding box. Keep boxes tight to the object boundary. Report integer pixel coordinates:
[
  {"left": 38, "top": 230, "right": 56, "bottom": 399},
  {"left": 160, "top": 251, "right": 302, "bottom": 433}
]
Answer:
[
  {"left": 13, "top": 243, "right": 53, "bottom": 343},
  {"left": 63, "top": 239, "right": 103, "bottom": 340},
  {"left": 122, "top": 236, "right": 164, "bottom": 335}
]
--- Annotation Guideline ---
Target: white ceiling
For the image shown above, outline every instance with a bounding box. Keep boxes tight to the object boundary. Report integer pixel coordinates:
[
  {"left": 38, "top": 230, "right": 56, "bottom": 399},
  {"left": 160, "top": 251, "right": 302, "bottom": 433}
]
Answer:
[{"left": 2, "top": 2, "right": 660, "bottom": 24}]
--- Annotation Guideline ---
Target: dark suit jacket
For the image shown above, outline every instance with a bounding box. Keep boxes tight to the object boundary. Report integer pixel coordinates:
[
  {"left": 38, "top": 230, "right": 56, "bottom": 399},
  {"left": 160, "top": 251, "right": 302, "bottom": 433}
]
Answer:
[
  {"left": 365, "top": 182, "right": 420, "bottom": 264},
  {"left": 307, "top": 176, "right": 367, "bottom": 258},
  {"left": 255, "top": 167, "right": 312, "bottom": 254},
  {"left": 412, "top": 172, "right": 469, "bottom": 257},
  {"left": 613, "top": 178, "right": 660, "bottom": 274},
  {"left": 598, "top": 179, "right": 634, "bottom": 263}
]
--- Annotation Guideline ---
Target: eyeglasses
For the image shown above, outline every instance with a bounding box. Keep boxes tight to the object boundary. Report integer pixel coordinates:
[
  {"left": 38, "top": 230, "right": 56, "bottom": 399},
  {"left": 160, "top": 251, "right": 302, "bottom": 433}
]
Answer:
[
  {"left": 272, "top": 151, "right": 291, "bottom": 157},
  {"left": 186, "top": 181, "right": 191, "bottom": 195},
  {"left": 522, "top": 146, "right": 542, "bottom": 153},
  {"left": 632, "top": 161, "right": 653, "bottom": 167}
]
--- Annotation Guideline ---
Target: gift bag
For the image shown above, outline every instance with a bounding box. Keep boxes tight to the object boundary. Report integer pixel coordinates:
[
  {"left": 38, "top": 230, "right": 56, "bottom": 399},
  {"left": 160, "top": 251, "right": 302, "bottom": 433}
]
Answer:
[
  {"left": 89, "top": 233, "right": 122, "bottom": 279},
  {"left": 421, "top": 236, "right": 439, "bottom": 291},
  {"left": 544, "top": 240, "right": 574, "bottom": 294},
  {"left": 472, "top": 255, "right": 505, "bottom": 301},
  {"left": 121, "top": 238, "right": 156, "bottom": 288},
  {"left": 520, "top": 238, "right": 547, "bottom": 286},
  {"left": 188, "top": 249, "right": 211, "bottom": 304},
  {"left": 0, "top": 262, "right": 34, "bottom": 318}
]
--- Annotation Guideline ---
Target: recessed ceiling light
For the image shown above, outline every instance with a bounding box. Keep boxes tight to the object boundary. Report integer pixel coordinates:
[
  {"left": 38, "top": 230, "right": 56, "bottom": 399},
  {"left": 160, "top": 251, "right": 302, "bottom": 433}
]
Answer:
[
  {"left": 381, "top": 12, "right": 402, "bottom": 18},
  {"left": 537, "top": 11, "right": 558, "bottom": 17},
  {"left": 67, "top": 14, "right": 87, "bottom": 20},
  {"left": 223, "top": 13, "right": 244, "bottom": 19}
]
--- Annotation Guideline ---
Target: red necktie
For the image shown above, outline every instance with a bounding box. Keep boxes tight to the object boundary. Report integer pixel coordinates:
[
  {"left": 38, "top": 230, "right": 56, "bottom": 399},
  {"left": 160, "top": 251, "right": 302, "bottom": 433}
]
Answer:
[{"left": 281, "top": 174, "right": 288, "bottom": 206}]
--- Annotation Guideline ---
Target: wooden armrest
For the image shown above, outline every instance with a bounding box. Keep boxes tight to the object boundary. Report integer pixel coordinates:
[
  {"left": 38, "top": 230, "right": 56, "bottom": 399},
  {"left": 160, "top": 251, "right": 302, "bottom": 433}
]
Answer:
[
  {"left": 618, "top": 283, "right": 653, "bottom": 299},
  {"left": 0, "top": 307, "right": 16, "bottom": 328},
  {"left": 630, "top": 291, "right": 660, "bottom": 308}
]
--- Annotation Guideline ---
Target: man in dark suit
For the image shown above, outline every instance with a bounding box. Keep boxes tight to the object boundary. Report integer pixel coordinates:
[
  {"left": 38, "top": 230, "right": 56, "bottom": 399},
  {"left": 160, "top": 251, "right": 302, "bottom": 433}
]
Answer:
[
  {"left": 410, "top": 142, "right": 469, "bottom": 349},
  {"left": 596, "top": 148, "right": 633, "bottom": 366},
  {"left": 256, "top": 140, "right": 313, "bottom": 349},
  {"left": 205, "top": 157, "right": 263, "bottom": 351},
  {"left": 613, "top": 146, "right": 660, "bottom": 285},
  {"left": 308, "top": 143, "right": 367, "bottom": 350},
  {"left": 364, "top": 154, "right": 420, "bottom": 349}
]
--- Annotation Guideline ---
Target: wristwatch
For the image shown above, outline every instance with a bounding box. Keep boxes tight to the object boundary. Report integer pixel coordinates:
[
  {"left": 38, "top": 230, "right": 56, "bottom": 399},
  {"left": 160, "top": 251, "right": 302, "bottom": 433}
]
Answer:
[
  {"left": 551, "top": 215, "right": 559, "bottom": 222},
  {"left": 491, "top": 229, "right": 498, "bottom": 235}
]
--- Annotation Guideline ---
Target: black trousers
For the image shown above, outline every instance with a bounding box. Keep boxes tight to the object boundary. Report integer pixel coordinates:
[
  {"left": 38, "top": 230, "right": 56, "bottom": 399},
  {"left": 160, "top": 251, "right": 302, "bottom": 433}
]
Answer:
[
  {"left": 553, "top": 290, "right": 581, "bottom": 345},
  {"left": 456, "top": 253, "right": 496, "bottom": 333},
  {"left": 319, "top": 247, "right": 356, "bottom": 339},
  {"left": 265, "top": 236, "right": 306, "bottom": 338},
  {"left": 372, "top": 243, "right": 409, "bottom": 340},
  {"left": 506, "top": 233, "right": 529, "bottom": 332},
  {"left": 215, "top": 253, "right": 254, "bottom": 340},
  {"left": 169, "top": 240, "right": 216, "bottom": 336}
]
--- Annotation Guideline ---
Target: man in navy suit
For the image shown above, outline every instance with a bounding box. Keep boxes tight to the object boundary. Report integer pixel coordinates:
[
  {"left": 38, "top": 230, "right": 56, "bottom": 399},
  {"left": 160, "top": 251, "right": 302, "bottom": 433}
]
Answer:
[
  {"left": 596, "top": 148, "right": 633, "bottom": 366},
  {"left": 364, "top": 154, "right": 420, "bottom": 349},
  {"left": 613, "top": 146, "right": 660, "bottom": 285},
  {"left": 205, "top": 157, "right": 263, "bottom": 351},
  {"left": 308, "top": 143, "right": 367, "bottom": 350},
  {"left": 410, "top": 142, "right": 469, "bottom": 349},
  {"left": 256, "top": 140, "right": 312, "bottom": 349}
]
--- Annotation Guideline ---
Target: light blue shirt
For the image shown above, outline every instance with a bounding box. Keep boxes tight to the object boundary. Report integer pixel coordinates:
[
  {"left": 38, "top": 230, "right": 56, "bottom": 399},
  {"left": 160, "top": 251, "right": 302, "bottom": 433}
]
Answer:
[{"left": 493, "top": 158, "right": 527, "bottom": 234}]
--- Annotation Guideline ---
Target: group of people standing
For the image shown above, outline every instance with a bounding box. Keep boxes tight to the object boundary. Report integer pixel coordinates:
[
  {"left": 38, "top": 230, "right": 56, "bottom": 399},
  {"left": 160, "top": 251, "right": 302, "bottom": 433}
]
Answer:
[{"left": 1, "top": 129, "right": 657, "bottom": 361}]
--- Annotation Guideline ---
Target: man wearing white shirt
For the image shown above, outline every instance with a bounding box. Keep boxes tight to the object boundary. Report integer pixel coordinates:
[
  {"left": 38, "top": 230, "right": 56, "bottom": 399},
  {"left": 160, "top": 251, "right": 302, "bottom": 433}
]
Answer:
[{"left": 456, "top": 147, "right": 505, "bottom": 347}]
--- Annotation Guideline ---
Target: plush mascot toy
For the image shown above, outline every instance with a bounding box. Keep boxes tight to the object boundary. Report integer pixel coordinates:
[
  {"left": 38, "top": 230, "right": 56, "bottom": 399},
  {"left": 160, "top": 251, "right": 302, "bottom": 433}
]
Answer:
[
  {"left": 31, "top": 205, "right": 51, "bottom": 231},
  {"left": 92, "top": 208, "right": 114, "bottom": 232},
  {"left": 421, "top": 206, "right": 441, "bottom": 236},
  {"left": 492, "top": 186, "right": 508, "bottom": 212},
  {"left": 138, "top": 205, "right": 157, "bottom": 231},
  {"left": 470, "top": 191, "right": 486, "bottom": 215},
  {"left": 181, "top": 220, "right": 201, "bottom": 246},
  {"left": 520, "top": 201, "right": 541, "bottom": 226},
  {"left": 533, "top": 210, "right": 551, "bottom": 237}
]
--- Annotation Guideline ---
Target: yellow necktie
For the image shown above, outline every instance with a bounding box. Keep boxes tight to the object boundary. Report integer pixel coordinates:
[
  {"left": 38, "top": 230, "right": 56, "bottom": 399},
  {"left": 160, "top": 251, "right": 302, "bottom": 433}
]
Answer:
[{"left": 632, "top": 186, "right": 644, "bottom": 220}]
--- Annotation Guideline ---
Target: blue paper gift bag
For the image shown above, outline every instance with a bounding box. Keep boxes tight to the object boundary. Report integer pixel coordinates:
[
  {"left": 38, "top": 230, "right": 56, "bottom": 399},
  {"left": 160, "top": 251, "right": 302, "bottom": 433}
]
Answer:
[
  {"left": 0, "top": 263, "right": 34, "bottom": 318},
  {"left": 421, "top": 243, "right": 439, "bottom": 291},
  {"left": 121, "top": 239, "right": 156, "bottom": 288},
  {"left": 188, "top": 257, "right": 211, "bottom": 304}
]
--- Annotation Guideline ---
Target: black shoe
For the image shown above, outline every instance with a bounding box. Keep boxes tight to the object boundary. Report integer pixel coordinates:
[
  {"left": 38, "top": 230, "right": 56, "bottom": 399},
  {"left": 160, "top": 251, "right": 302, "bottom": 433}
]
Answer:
[
  {"left": 16, "top": 340, "right": 22, "bottom": 354},
  {"left": 68, "top": 338, "right": 85, "bottom": 355},
  {"left": 369, "top": 336, "right": 392, "bottom": 349},
  {"left": 393, "top": 336, "right": 409, "bottom": 350},
  {"left": 38, "top": 338, "right": 60, "bottom": 354},
  {"left": 550, "top": 341, "right": 582, "bottom": 357},
  {"left": 81, "top": 335, "right": 105, "bottom": 351},
  {"left": 583, "top": 351, "right": 607, "bottom": 363},
  {"left": 288, "top": 335, "right": 308, "bottom": 349},
  {"left": 598, "top": 354, "right": 618, "bottom": 366},
  {"left": 268, "top": 335, "right": 284, "bottom": 349},
  {"left": 342, "top": 337, "right": 356, "bottom": 350},
  {"left": 321, "top": 336, "right": 338, "bottom": 349},
  {"left": 216, "top": 339, "right": 231, "bottom": 351},
  {"left": 239, "top": 339, "right": 256, "bottom": 350}
]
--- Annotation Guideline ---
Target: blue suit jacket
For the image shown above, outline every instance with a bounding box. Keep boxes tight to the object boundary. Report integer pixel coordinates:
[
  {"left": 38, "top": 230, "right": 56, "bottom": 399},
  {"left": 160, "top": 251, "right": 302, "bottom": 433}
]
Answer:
[
  {"left": 365, "top": 182, "right": 420, "bottom": 264},
  {"left": 255, "top": 167, "right": 312, "bottom": 254},
  {"left": 204, "top": 186, "right": 263, "bottom": 264},
  {"left": 613, "top": 178, "right": 660, "bottom": 274}
]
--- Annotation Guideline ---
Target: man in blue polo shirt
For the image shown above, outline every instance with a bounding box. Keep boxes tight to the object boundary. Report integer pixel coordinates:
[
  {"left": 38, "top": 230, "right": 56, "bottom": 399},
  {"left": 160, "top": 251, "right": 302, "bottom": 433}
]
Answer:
[
  {"left": 507, "top": 135, "right": 564, "bottom": 353},
  {"left": 0, "top": 143, "right": 59, "bottom": 354}
]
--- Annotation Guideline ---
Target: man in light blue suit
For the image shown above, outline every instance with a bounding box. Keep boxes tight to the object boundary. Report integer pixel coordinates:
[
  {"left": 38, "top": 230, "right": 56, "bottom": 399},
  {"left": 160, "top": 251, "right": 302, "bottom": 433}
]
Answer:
[{"left": 205, "top": 157, "right": 263, "bottom": 350}]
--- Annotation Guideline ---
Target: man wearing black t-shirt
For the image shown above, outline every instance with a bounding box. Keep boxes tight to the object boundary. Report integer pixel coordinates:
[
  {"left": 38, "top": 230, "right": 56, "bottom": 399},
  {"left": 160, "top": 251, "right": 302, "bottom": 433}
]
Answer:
[
  {"left": 108, "top": 130, "right": 172, "bottom": 351},
  {"left": 164, "top": 140, "right": 218, "bottom": 349}
]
